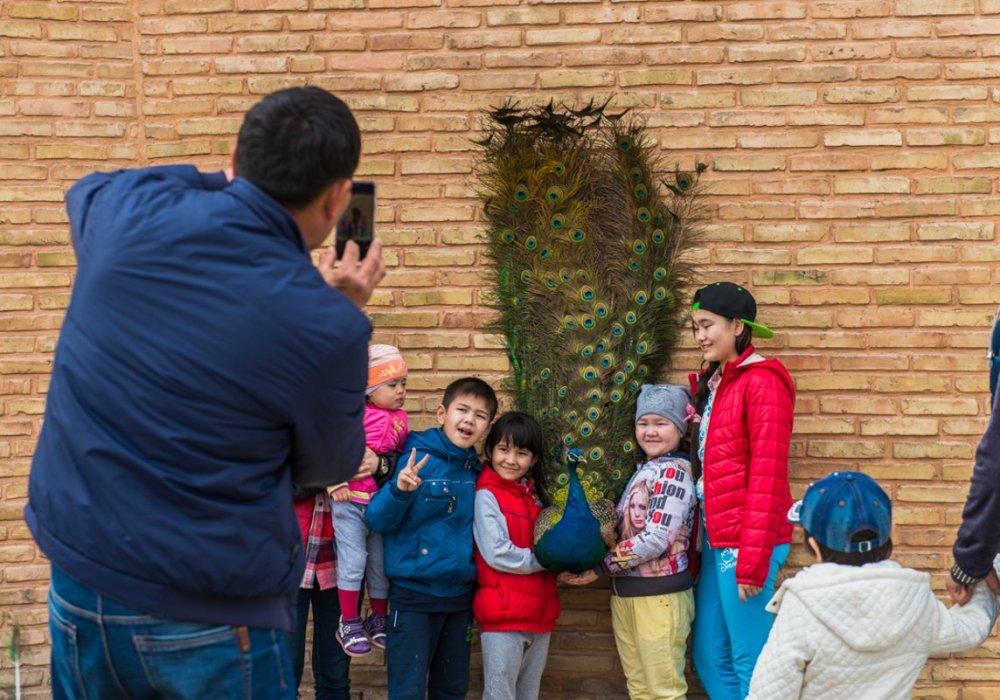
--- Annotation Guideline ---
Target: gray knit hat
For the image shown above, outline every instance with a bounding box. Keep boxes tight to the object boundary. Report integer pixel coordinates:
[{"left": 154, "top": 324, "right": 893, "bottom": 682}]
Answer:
[{"left": 635, "top": 384, "right": 691, "bottom": 433}]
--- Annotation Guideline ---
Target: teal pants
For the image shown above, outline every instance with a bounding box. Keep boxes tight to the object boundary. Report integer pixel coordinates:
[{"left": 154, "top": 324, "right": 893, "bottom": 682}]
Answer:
[{"left": 692, "top": 542, "right": 789, "bottom": 700}]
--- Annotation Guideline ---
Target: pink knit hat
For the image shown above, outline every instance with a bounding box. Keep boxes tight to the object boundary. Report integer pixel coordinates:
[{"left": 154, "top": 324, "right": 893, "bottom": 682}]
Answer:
[{"left": 368, "top": 344, "right": 407, "bottom": 393}]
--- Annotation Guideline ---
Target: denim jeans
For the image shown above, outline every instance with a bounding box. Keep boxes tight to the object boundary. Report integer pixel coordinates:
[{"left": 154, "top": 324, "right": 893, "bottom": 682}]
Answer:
[
  {"left": 48, "top": 565, "right": 295, "bottom": 700},
  {"left": 291, "top": 583, "right": 352, "bottom": 700}
]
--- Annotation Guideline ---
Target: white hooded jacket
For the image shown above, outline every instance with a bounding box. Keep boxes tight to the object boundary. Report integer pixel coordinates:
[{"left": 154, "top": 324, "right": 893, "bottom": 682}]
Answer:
[{"left": 747, "top": 560, "right": 997, "bottom": 700}]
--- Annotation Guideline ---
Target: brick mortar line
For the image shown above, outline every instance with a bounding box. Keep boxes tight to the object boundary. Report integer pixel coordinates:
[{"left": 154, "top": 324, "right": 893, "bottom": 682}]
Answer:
[{"left": 129, "top": 2, "right": 148, "bottom": 165}]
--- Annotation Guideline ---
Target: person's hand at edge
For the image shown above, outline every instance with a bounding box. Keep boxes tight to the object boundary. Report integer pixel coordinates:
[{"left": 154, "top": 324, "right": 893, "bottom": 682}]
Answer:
[
  {"left": 318, "top": 239, "right": 386, "bottom": 308},
  {"left": 558, "top": 570, "right": 599, "bottom": 586},
  {"left": 738, "top": 583, "right": 762, "bottom": 602},
  {"left": 353, "top": 447, "right": 377, "bottom": 481}
]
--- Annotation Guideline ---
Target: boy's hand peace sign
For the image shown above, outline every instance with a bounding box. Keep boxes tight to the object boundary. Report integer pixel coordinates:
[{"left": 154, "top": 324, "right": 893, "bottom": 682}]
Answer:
[{"left": 396, "top": 448, "right": 429, "bottom": 492}]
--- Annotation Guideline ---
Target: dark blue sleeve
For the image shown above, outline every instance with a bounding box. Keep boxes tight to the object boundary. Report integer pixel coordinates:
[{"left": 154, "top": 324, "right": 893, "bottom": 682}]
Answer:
[
  {"left": 65, "top": 166, "right": 228, "bottom": 250},
  {"left": 287, "top": 316, "right": 371, "bottom": 490},
  {"left": 953, "top": 392, "right": 1000, "bottom": 579}
]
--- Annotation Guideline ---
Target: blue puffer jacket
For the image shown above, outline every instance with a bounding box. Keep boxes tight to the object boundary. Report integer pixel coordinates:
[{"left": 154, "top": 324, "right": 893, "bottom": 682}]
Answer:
[
  {"left": 366, "top": 428, "right": 481, "bottom": 598},
  {"left": 25, "top": 166, "right": 370, "bottom": 630}
]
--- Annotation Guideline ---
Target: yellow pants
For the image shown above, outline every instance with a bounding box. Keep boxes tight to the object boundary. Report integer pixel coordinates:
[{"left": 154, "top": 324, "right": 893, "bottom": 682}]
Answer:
[{"left": 611, "top": 588, "right": 695, "bottom": 700}]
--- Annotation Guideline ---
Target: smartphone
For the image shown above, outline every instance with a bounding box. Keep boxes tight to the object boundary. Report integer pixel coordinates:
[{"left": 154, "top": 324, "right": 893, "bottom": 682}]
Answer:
[{"left": 335, "top": 181, "right": 375, "bottom": 259}]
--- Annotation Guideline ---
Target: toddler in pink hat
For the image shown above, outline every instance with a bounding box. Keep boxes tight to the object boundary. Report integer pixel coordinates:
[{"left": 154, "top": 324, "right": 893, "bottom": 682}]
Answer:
[{"left": 329, "top": 343, "right": 409, "bottom": 656}]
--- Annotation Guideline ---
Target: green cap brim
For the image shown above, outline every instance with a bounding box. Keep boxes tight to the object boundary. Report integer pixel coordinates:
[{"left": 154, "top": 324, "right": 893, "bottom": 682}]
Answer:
[{"left": 743, "top": 319, "right": 774, "bottom": 339}]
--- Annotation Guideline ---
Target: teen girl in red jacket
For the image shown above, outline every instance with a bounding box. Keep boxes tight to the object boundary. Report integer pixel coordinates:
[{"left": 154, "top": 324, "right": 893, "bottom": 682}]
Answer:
[
  {"left": 473, "top": 412, "right": 560, "bottom": 700},
  {"left": 687, "top": 282, "right": 795, "bottom": 700}
]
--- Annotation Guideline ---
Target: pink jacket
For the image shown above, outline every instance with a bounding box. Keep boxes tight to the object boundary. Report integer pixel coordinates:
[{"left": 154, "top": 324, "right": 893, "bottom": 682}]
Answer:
[{"left": 342, "top": 404, "right": 408, "bottom": 504}]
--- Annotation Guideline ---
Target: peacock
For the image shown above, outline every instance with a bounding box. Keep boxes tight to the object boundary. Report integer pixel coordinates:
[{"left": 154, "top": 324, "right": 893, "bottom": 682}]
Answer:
[{"left": 476, "top": 101, "right": 704, "bottom": 573}]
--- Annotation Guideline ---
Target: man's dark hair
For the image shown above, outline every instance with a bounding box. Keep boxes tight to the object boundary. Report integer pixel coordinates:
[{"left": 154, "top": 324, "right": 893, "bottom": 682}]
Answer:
[
  {"left": 236, "top": 87, "right": 360, "bottom": 209},
  {"left": 443, "top": 377, "right": 498, "bottom": 421},
  {"left": 804, "top": 529, "right": 893, "bottom": 566}
]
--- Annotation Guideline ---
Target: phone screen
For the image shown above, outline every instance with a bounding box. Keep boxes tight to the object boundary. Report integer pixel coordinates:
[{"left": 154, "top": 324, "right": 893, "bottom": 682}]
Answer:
[{"left": 335, "top": 181, "right": 375, "bottom": 259}]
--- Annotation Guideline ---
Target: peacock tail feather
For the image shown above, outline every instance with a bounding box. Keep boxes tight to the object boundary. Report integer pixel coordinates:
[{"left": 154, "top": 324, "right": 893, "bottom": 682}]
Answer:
[{"left": 477, "top": 100, "right": 704, "bottom": 509}]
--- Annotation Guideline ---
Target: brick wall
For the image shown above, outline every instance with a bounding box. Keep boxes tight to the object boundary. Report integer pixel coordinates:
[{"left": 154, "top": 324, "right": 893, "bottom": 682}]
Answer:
[{"left": 3, "top": 0, "right": 1000, "bottom": 696}]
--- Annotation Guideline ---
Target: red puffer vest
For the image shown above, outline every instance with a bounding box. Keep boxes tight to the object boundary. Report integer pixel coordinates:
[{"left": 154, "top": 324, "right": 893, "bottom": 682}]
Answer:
[
  {"left": 473, "top": 467, "right": 560, "bottom": 633},
  {"left": 689, "top": 346, "right": 795, "bottom": 588}
]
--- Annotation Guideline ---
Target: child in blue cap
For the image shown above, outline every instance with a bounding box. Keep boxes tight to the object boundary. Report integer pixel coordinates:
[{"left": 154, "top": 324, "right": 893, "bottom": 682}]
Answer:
[{"left": 747, "top": 471, "right": 997, "bottom": 700}]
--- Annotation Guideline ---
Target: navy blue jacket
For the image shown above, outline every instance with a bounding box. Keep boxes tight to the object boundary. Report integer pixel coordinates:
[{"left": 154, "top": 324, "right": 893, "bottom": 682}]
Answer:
[
  {"left": 954, "top": 390, "right": 1000, "bottom": 581},
  {"left": 366, "top": 428, "right": 481, "bottom": 600},
  {"left": 25, "top": 166, "right": 370, "bottom": 630}
]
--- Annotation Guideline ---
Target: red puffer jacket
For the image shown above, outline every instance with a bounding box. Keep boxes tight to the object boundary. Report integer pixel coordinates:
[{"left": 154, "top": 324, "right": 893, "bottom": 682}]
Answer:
[
  {"left": 473, "top": 467, "right": 560, "bottom": 633},
  {"left": 689, "top": 346, "right": 795, "bottom": 588}
]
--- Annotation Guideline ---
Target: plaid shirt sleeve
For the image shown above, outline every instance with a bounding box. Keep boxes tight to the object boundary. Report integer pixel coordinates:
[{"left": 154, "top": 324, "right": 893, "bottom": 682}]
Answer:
[{"left": 300, "top": 493, "right": 338, "bottom": 590}]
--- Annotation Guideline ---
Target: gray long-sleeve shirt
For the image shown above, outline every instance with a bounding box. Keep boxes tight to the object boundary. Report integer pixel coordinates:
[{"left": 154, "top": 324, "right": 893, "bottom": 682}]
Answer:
[{"left": 473, "top": 489, "right": 545, "bottom": 575}]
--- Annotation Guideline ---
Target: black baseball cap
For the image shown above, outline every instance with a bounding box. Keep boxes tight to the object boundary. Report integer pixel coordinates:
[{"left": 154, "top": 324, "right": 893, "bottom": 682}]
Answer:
[{"left": 692, "top": 282, "right": 774, "bottom": 339}]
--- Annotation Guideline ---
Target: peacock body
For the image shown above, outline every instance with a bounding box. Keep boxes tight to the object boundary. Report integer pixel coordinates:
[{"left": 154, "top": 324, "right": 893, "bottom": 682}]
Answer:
[{"left": 477, "top": 102, "right": 702, "bottom": 572}]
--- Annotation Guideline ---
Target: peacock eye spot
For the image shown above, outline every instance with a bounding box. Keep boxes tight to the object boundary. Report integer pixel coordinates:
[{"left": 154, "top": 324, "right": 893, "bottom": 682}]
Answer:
[
  {"left": 654, "top": 287, "right": 667, "bottom": 300},
  {"left": 637, "top": 364, "right": 649, "bottom": 376},
  {"left": 514, "top": 184, "right": 530, "bottom": 200},
  {"left": 550, "top": 214, "right": 565, "bottom": 229},
  {"left": 632, "top": 240, "right": 647, "bottom": 254},
  {"left": 571, "top": 229, "right": 586, "bottom": 242},
  {"left": 539, "top": 248, "right": 552, "bottom": 260},
  {"left": 654, "top": 266, "right": 666, "bottom": 280},
  {"left": 618, "top": 137, "right": 632, "bottom": 151},
  {"left": 636, "top": 207, "right": 651, "bottom": 222},
  {"left": 589, "top": 448, "right": 603, "bottom": 461},
  {"left": 625, "top": 312, "right": 637, "bottom": 324},
  {"left": 594, "top": 303, "right": 608, "bottom": 318},
  {"left": 553, "top": 161, "right": 566, "bottom": 175},
  {"left": 676, "top": 172, "right": 694, "bottom": 190},
  {"left": 580, "top": 286, "right": 595, "bottom": 301},
  {"left": 508, "top": 202, "right": 519, "bottom": 212},
  {"left": 634, "top": 291, "right": 649, "bottom": 305},
  {"left": 546, "top": 186, "right": 564, "bottom": 202},
  {"left": 613, "top": 372, "right": 627, "bottom": 384},
  {"left": 558, "top": 385, "right": 568, "bottom": 397},
  {"left": 623, "top": 441, "right": 634, "bottom": 453},
  {"left": 540, "top": 368, "right": 552, "bottom": 379},
  {"left": 610, "top": 389, "right": 623, "bottom": 402},
  {"left": 633, "top": 184, "right": 648, "bottom": 200},
  {"left": 629, "top": 167, "right": 643, "bottom": 183},
  {"left": 524, "top": 236, "right": 538, "bottom": 250},
  {"left": 629, "top": 261, "right": 640, "bottom": 271},
  {"left": 652, "top": 230, "right": 665, "bottom": 243}
]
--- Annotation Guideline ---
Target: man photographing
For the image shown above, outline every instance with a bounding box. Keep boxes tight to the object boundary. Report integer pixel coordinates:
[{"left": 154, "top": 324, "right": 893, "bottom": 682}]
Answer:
[{"left": 25, "top": 87, "right": 384, "bottom": 698}]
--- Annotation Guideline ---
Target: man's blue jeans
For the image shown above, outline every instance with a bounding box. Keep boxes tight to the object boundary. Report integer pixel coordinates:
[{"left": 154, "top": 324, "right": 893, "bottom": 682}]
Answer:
[{"left": 48, "top": 565, "right": 295, "bottom": 699}]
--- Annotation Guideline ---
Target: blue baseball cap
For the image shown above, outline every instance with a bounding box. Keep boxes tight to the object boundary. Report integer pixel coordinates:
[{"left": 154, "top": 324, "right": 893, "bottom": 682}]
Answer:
[{"left": 787, "top": 471, "right": 892, "bottom": 554}]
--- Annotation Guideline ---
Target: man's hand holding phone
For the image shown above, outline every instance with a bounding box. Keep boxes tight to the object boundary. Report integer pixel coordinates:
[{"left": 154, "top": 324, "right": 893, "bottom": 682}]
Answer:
[{"left": 318, "top": 239, "right": 385, "bottom": 308}]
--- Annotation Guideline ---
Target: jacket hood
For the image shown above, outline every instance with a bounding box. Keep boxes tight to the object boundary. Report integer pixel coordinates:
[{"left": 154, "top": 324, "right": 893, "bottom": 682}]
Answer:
[
  {"left": 771, "top": 561, "right": 932, "bottom": 652},
  {"left": 407, "top": 427, "right": 481, "bottom": 469},
  {"left": 728, "top": 348, "right": 796, "bottom": 398}
]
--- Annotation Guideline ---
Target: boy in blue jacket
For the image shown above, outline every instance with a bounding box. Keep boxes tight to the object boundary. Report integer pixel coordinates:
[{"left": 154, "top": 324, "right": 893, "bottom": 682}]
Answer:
[{"left": 367, "top": 377, "right": 498, "bottom": 700}]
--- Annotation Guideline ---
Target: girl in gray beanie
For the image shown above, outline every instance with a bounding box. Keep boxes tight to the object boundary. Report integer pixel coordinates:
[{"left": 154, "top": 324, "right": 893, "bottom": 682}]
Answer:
[{"left": 563, "top": 383, "right": 697, "bottom": 699}]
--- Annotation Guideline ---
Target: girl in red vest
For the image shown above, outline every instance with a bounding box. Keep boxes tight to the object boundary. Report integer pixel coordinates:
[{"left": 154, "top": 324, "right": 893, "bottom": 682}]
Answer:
[
  {"left": 473, "top": 412, "right": 560, "bottom": 700},
  {"left": 687, "top": 282, "right": 795, "bottom": 700}
]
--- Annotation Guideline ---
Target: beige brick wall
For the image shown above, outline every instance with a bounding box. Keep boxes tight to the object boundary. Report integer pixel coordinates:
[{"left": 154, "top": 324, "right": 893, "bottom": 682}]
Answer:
[{"left": 3, "top": 0, "right": 1000, "bottom": 696}]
